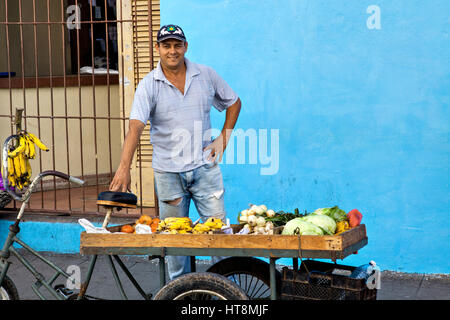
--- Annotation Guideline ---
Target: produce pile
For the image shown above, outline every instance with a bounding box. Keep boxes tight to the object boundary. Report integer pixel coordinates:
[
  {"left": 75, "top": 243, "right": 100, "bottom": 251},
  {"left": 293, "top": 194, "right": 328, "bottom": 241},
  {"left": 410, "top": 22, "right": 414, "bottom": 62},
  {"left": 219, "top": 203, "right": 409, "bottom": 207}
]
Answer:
[
  {"left": 4, "top": 131, "right": 49, "bottom": 190},
  {"left": 237, "top": 205, "right": 363, "bottom": 236},
  {"left": 119, "top": 216, "right": 225, "bottom": 234},
  {"left": 237, "top": 204, "right": 276, "bottom": 235}
]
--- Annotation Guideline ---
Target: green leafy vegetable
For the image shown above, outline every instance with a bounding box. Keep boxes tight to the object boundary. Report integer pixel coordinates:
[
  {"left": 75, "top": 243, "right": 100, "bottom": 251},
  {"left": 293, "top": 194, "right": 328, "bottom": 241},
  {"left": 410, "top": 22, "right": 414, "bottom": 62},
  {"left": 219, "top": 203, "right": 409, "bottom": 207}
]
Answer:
[
  {"left": 313, "top": 206, "right": 347, "bottom": 222},
  {"left": 301, "top": 214, "right": 337, "bottom": 235},
  {"left": 265, "top": 208, "right": 309, "bottom": 227},
  {"left": 281, "top": 218, "right": 324, "bottom": 235}
]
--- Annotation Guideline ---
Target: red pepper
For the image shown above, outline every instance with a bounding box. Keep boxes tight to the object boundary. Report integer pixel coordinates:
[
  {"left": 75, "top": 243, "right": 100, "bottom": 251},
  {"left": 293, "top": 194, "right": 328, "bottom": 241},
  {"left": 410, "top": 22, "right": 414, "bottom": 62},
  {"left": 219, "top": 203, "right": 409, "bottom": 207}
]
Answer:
[{"left": 347, "top": 209, "right": 362, "bottom": 228}]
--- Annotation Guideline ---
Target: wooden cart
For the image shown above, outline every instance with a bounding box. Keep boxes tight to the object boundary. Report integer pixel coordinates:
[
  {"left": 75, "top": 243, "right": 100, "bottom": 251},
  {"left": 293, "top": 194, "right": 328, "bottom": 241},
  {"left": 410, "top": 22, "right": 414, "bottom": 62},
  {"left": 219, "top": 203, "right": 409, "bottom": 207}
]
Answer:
[{"left": 79, "top": 224, "right": 368, "bottom": 300}]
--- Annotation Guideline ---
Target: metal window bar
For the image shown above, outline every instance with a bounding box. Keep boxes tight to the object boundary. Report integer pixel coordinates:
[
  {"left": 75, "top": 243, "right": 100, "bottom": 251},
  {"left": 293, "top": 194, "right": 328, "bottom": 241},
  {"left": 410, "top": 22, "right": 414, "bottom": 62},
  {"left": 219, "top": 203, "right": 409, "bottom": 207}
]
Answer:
[{"left": 0, "top": 0, "right": 158, "bottom": 218}]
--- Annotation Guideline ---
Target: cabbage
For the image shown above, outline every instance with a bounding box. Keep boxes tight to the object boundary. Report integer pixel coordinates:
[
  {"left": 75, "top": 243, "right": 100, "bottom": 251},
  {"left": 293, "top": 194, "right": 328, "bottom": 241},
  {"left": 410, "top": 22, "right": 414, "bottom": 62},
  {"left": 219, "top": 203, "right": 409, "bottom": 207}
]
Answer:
[
  {"left": 313, "top": 206, "right": 347, "bottom": 222},
  {"left": 281, "top": 218, "right": 324, "bottom": 236},
  {"left": 302, "top": 214, "right": 336, "bottom": 235}
]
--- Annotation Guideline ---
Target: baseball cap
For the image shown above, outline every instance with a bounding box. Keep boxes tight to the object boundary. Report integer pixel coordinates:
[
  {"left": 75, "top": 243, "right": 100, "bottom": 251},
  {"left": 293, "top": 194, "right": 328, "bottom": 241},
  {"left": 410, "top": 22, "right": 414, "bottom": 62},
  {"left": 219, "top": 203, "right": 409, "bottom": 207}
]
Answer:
[{"left": 157, "top": 24, "right": 186, "bottom": 43}]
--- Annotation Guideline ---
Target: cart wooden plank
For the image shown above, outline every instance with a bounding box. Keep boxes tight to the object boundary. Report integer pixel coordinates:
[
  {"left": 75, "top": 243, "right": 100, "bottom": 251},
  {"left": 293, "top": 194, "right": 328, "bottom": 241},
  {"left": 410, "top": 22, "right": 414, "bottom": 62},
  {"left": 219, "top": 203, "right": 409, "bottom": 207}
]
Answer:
[{"left": 80, "top": 224, "right": 367, "bottom": 259}]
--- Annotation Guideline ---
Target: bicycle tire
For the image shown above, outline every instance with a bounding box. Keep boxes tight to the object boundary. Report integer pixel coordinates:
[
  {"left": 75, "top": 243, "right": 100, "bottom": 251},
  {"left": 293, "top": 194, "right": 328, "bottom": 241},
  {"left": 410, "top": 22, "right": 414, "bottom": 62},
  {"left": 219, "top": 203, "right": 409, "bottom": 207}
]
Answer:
[
  {"left": 153, "top": 272, "right": 249, "bottom": 300},
  {"left": 0, "top": 190, "right": 12, "bottom": 209},
  {"left": 0, "top": 275, "right": 19, "bottom": 300},
  {"left": 206, "top": 257, "right": 282, "bottom": 300}
]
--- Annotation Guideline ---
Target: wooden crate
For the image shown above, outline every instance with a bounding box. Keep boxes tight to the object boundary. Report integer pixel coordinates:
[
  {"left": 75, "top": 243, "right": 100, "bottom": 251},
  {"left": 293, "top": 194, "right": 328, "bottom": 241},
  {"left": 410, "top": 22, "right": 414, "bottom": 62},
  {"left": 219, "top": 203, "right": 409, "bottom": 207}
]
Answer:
[{"left": 80, "top": 224, "right": 368, "bottom": 260}]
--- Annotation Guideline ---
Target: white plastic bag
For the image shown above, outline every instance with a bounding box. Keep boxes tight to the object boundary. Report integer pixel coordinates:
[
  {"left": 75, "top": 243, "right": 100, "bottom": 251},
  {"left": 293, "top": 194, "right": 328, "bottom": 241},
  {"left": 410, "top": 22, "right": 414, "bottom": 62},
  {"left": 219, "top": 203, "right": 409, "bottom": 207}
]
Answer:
[
  {"left": 134, "top": 223, "right": 152, "bottom": 234},
  {"left": 78, "top": 218, "right": 110, "bottom": 234}
]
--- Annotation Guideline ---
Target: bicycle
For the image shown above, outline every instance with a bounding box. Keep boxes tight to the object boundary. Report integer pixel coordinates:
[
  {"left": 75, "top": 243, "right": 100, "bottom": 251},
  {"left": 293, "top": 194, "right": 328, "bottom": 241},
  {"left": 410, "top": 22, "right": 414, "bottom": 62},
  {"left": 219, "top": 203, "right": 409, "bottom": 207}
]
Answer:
[{"left": 0, "top": 134, "right": 256, "bottom": 300}]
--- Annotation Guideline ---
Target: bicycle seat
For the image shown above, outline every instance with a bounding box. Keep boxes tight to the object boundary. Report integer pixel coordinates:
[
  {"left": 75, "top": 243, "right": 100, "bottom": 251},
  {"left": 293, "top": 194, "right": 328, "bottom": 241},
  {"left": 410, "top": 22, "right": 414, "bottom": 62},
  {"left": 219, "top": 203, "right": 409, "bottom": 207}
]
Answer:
[{"left": 97, "top": 191, "right": 137, "bottom": 209}]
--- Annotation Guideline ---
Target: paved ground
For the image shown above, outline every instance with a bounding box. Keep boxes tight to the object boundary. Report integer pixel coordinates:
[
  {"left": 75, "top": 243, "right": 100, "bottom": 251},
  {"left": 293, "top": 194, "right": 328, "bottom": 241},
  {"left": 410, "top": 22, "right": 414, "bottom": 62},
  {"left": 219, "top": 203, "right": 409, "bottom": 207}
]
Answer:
[{"left": 2, "top": 250, "right": 449, "bottom": 300}]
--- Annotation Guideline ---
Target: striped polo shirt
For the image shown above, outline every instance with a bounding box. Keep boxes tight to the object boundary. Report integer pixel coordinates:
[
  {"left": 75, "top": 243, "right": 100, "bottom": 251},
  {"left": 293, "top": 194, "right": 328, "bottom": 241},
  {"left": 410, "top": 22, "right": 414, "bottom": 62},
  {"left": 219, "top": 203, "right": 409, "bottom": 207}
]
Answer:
[{"left": 130, "top": 58, "right": 238, "bottom": 173}]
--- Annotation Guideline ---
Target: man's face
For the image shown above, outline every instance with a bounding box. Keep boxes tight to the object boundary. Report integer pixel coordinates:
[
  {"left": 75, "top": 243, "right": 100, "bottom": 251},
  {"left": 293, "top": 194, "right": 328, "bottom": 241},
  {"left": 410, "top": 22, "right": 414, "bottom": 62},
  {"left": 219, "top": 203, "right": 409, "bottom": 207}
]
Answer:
[{"left": 156, "top": 39, "right": 188, "bottom": 70}]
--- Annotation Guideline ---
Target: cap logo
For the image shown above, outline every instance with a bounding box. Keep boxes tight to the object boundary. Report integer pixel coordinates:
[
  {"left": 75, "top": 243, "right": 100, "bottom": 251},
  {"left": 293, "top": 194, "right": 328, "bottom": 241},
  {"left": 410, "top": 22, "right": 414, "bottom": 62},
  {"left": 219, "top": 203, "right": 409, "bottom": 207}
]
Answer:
[{"left": 160, "top": 26, "right": 184, "bottom": 36}]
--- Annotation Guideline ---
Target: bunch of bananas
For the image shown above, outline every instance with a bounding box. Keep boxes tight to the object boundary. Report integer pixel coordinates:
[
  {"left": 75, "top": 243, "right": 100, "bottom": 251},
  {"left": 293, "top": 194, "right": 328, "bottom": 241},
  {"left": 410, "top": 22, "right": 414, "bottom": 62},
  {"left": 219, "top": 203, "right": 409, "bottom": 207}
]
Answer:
[
  {"left": 192, "top": 217, "right": 225, "bottom": 234},
  {"left": 157, "top": 217, "right": 193, "bottom": 234},
  {"left": 5, "top": 131, "right": 49, "bottom": 190}
]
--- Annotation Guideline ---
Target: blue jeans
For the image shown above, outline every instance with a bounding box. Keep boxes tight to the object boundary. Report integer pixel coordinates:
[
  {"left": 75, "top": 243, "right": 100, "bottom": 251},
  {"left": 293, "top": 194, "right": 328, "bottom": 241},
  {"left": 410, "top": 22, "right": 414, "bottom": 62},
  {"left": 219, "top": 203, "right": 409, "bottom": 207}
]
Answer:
[{"left": 154, "top": 162, "right": 226, "bottom": 280}]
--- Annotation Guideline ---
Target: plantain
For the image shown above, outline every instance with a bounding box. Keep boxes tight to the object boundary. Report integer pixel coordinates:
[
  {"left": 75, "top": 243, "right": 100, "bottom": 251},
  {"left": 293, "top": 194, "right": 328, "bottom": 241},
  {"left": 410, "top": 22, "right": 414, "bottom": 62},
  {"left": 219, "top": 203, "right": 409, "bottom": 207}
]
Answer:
[
  {"left": 18, "top": 153, "right": 26, "bottom": 177},
  {"left": 7, "top": 157, "right": 14, "bottom": 177},
  {"left": 25, "top": 137, "right": 36, "bottom": 159},
  {"left": 27, "top": 133, "right": 49, "bottom": 151},
  {"left": 8, "top": 136, "right": 26, "bottom": 158},
  {"left": 12, "top": 155, "right": 22, "bottom": 178}
]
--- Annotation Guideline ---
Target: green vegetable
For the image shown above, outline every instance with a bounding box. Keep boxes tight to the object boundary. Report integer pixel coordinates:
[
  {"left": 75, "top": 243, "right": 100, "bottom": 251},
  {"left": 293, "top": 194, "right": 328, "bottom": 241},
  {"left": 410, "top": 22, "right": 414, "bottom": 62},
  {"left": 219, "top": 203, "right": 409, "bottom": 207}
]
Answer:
[
  {"left": 313, "top": 206, "right": 347, "bottom": 222},
  {"left": 265, "top": 208, "right": 309, "bottom": 227},
  {"left": 281, "top": 218, "right": 324, "bottom": 236},
  {"left": 301, "top": 214, "right": 336, "bottom": 235}
]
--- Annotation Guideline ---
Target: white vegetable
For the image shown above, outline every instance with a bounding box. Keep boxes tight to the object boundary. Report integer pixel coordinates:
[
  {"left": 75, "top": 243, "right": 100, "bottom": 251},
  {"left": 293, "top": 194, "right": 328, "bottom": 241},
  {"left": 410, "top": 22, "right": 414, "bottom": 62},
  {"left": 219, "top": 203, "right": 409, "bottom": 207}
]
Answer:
[
  {"left": 247, "top": 215, "right": 257, "bottom": 226},
  {"left": 247, "top": 209, "right": 256, "bottom": 216},
  {"left": 251, "top": 205, "right": 265, "bottom": 215},
  {"left": 240, "top": 209, "right": 249, "bottom": 216},
  {"left": 265, "top": 221, "right": 274, "bottom": 231},
  {"left": 256, "top": 216, "right": 266, "bottom": 227},
  {"left": 254, "top": 226, "right": 266, "bottom": 234},
  {"left": 259, "top": 205, "right": 267, "bottom": 213},
  {"left": 238, "top": 215, "right": 248, "bottom": 223},
  {"left": 266, "top": 209, "right": 276, "bottom": 218}
]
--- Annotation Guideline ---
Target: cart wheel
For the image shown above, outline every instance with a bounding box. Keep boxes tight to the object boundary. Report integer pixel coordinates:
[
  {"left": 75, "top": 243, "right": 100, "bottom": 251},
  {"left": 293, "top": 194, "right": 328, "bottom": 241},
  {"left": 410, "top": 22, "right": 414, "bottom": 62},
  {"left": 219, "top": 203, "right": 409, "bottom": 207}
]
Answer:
[
  {"left": 0, "top": 191, "right": 12, "bottom": 209},
  {"left": 153, "top": 272, "right": 249, "bottom": 300},
  {"left": 206, "top": 257, "right": 282, "bottom": 300},
  {"left": 0, "top": 275, "right": 19, "bottom": 300}
]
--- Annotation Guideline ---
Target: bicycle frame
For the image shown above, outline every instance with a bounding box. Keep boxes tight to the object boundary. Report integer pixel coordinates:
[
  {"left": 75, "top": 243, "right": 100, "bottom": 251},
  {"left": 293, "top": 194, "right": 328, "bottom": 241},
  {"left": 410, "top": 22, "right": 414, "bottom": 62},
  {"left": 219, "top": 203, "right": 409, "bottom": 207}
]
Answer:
[
  {"left": 0, "top": 134, "right": 152, "bottom": 300},
  {"left": 0, "top": 134, "right": 84, "bottom": 299}
]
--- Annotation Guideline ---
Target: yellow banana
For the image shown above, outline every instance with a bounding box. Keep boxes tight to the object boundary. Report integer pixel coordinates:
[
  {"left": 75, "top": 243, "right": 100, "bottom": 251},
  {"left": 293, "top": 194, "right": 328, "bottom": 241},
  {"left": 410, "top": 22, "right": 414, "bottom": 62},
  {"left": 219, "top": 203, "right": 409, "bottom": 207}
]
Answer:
[
  {"left": 8, "top": 157, "right": 14, "bottom": 177},
  {"left": 27, "top": 133, "right": 49, "bottom": 151},
  {"left": 27, "top": 139, "right": 36, "bottom": 159},
  {"left": 24, "top": 137, "right": 30, "bottom": 158},
  {"left": 13, "top": 156, "right": 22, "bottom": 178},
  {"left": 8, "top": 136, "right": 26, "bottom": 158},
  {"left": 26, "top": 159, "right": 32, "bottom": 180},
  {"left": 8, "top": 175, "right": 16, "bottom": 187},
  {"left": 18, "top": 153, "right": 26, "bottom": 177}
]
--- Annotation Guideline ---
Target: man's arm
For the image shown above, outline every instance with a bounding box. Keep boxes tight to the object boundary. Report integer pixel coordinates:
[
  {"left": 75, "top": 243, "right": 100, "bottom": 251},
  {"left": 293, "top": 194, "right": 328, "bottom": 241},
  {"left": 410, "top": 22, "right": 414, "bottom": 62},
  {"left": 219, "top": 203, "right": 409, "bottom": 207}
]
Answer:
[
  {"left": 204, "top": 97, "right": 241, "bottom": 162},
  {"left": 109, "top": 119, "right": 146, "bottom": 192}
]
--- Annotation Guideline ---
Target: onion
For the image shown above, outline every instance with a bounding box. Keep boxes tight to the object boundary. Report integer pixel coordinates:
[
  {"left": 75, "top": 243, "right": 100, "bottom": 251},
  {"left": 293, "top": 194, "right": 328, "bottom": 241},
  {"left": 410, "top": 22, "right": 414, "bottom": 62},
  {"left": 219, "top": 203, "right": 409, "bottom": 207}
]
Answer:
[
  {"left": 238, "top": 215, "right": 248, "bottom": 223},
  {"left": 266, "top": 209, "right": 276, "bottom": 218},
  {"left": 256, "top": 216, "right": 266, "bottom": 227},
  {"left": 259, "top": 205, "right": 267, "bottom": 213},
  {"left": 265, "top": 221, "right": 274, "bottom": 231},
  {"left": 247, "top": 215, "right": 257, "bottom": 227}
]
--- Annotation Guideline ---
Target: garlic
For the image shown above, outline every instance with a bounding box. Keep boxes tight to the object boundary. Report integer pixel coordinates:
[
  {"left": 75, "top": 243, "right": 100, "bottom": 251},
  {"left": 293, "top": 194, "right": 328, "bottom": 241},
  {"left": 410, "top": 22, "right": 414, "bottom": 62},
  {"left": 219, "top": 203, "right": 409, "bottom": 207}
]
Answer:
[
  {"left": 247, "top": 215, "right": 257, "bottom": 227},
  {"left": 256, "top": 216, "right": 266, "bottom": 227},
  {"left": 266, "top": 209, "right": 276, "bottom": 218}
]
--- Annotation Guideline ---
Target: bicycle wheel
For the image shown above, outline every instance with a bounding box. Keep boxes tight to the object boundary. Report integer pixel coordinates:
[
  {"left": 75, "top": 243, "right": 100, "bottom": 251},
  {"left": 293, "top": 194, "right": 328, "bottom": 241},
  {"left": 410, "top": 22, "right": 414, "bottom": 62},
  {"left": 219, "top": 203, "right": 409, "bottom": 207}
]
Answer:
[
  {"left": 0, "top": 190, "right": 12, "bottom": 209},
  {"left": 0, "top": 275, "right": 19, "bottom": 300},
  {"left": 153, "top": 272, "right": 249, "bottom": 300},
  {"left": 206, "top": 257, "right": 282, "bottom": 300}
]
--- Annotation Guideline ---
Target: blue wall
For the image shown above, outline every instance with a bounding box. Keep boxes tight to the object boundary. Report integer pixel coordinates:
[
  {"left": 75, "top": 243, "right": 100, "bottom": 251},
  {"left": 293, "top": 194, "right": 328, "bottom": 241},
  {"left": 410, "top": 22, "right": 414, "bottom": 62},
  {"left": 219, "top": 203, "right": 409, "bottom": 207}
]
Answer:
[
  {"left": 161, "top": 0, "right": 450, "bottom": 274},
  {"left": 1, "top": 1, "right": 448, "bottom": 274}
]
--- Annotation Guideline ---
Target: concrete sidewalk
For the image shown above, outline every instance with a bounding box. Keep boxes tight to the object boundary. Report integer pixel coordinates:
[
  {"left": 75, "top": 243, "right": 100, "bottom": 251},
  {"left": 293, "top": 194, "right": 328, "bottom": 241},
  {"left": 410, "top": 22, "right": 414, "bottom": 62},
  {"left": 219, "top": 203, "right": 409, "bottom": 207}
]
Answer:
[{"left": 3, "top": 250, "right": 449, "bottom": 300}]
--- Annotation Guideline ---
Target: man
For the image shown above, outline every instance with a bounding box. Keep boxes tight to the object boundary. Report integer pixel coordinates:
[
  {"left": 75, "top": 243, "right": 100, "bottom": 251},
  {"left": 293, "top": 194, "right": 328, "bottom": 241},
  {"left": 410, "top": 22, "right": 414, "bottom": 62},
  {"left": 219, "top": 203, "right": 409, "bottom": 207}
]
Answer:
[{"left": 109, "top": 24, "right": 241, "bottom": 279}]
